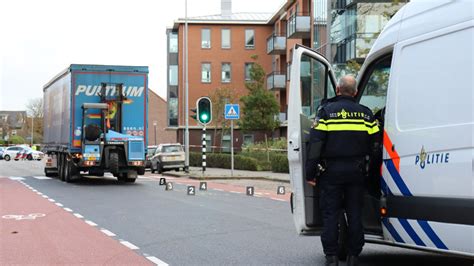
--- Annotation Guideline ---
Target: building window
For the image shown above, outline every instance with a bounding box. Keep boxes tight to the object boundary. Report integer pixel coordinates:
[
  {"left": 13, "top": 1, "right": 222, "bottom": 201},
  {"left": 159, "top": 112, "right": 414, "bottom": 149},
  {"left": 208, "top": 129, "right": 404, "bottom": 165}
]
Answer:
[
  {"left": 201, "top": 63, "right": 211, "bottom": 83},
  {"left": 245, "top": 29, "right": 255, "bottom": 49},
  {"left": 221, "top": 63, "right": 231, "bottom": 83},
  {"left": 201, "top": 29, "right": 211, "bottom": 48},
  {"left": 221, "top": 29, "right": 231, "bottom": 48},
  {"left": 243, "top": 134, "right": 254, "bottom": 146},
  {"left": 169, "top": 65, "right": 178, "bottom": 86},
  {"left": 169, "top": 32, "right": 178, "bottom": 53},
  {"left": 168, "top": 97, "right": 178, "bottom": 126},
  {"left": 245, "top": 63, "right": 253, "bottom": 81}
]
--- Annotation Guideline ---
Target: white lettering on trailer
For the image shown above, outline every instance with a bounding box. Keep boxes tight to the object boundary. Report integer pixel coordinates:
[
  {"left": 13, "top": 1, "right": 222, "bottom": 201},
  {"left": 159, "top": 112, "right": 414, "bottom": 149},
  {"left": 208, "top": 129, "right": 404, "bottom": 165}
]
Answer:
[{"left": 75, "top": 85, "right": 144, "bottom": 97}]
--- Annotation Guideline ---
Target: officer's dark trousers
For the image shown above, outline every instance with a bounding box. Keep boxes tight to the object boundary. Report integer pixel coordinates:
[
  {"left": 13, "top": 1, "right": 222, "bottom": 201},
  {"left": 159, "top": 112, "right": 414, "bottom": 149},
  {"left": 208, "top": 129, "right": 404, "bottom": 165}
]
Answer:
[{"left": 320, "top": 179, "right": 365, "bottom": 256}]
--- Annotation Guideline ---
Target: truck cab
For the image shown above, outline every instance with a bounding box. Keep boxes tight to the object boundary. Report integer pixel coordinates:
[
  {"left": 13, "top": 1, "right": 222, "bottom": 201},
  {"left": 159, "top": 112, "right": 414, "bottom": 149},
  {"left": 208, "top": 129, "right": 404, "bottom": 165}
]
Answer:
[{"left": 288, "top": 0, "right": 473, "bottom": 258}]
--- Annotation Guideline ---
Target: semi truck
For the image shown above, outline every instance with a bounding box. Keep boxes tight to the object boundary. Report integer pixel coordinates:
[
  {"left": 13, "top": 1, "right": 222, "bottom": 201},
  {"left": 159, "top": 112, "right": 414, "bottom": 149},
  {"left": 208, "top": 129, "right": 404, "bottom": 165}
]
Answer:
[{"left": 43, "top": 64, "right": 148, "bottom": 183}]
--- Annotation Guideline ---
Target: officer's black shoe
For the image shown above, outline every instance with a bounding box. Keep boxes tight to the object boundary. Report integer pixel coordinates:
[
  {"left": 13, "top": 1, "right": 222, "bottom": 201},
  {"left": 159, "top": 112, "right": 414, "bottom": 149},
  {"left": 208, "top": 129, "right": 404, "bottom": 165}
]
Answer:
[
  {"left": 347, "top": 255, "right": 359, "bottom": 266},
  {"left": 324, "top": 255, "right": 339, "bottom": 266}
]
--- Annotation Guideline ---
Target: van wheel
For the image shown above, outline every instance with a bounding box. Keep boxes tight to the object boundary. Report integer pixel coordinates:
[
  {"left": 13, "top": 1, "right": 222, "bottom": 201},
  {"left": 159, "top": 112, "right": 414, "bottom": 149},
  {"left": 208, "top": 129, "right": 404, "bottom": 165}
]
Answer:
[
  {"left": 337, "top": 213, "right": 348, "bottom": 261},
  {"left": 4, "top": 154, "right": 10, "bottom": 161}
]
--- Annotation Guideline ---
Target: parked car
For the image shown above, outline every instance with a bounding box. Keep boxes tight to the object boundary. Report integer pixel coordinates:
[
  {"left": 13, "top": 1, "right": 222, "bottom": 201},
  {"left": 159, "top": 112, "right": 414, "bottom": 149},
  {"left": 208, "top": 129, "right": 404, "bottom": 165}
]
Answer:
[
  {"left": 0, "top": 147, "right": 5, "bottom": 160},
  {"left": 150, "top": 144, "right": 185, "bottom": 174},
  {"left": 146, "top": 145, "right": 158, "bottom": 169},
  {"left": 2, "top": 146, "right": 44, "bottom": 161}
]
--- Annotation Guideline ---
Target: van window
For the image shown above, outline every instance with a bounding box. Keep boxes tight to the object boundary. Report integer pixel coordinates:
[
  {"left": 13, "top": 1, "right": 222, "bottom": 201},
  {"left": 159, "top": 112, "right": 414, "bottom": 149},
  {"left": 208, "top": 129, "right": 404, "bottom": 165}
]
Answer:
[
  {"left": 359, "top": 55, "right": 391, "bottom": 115},
  {"left": 300, "top": 53, "right": 335, "bottom": 118}
]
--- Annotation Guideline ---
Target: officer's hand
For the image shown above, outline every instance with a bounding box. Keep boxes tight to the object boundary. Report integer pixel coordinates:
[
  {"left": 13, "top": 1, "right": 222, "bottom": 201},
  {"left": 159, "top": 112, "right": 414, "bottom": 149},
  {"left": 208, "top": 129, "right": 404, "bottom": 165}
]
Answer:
[{"left": 307, "top": 180, "right": 317, "bottom": 187}]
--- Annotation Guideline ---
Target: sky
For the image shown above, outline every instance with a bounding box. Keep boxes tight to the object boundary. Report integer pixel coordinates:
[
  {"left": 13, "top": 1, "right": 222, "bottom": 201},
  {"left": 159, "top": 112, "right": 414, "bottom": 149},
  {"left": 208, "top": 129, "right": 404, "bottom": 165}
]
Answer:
[{"left": 0, "top": 0, "right": 284, "bottom": 111}]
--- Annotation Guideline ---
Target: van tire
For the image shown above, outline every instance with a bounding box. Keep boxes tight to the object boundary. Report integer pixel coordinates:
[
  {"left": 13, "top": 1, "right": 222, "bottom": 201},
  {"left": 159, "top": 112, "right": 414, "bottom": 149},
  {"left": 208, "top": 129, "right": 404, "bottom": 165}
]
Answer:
[{"left": 337, "top": 213, "right": 348, "bottom": 261}]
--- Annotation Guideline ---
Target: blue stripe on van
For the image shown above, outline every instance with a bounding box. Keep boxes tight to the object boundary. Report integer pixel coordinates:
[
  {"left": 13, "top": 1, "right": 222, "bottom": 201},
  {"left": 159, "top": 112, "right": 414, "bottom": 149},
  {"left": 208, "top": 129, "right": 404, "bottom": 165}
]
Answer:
[
  {"left": 382, "top": 218, "right": 404, "bottom": 243},
  {"left": 380, "top": 176, "right": 392, "bottom": 196},
  {"left": 398, "top": 218, "right": 426, "bottom": 246},
  {"left": 417, "top": 220, "right": 448, "bottom": 250},
  {"left": 384, "top": 159, "right": 412, "bottom": 196}
]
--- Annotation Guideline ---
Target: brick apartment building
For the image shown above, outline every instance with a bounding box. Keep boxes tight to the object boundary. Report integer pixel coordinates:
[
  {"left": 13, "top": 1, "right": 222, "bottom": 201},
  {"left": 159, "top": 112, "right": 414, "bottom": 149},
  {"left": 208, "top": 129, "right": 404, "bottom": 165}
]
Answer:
[
  {"left": 148, "top": 89, "right": 177, "bottom": 146},
  {"left": 166, "top": 0, "right": 406, "bottom": 151}
]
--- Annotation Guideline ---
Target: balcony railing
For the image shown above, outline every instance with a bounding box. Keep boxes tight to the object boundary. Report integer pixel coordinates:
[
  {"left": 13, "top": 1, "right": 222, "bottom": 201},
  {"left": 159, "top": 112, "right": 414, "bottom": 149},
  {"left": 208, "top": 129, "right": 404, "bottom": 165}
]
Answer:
[
  {"left": 266, "top": 72, "right": 287, "bottom": 91},
  {"left": 266, "top": 34, "right": 286, "bottom": 55},
  {"left": 287, "top": 13, "right": 311, "bottom": 39}
]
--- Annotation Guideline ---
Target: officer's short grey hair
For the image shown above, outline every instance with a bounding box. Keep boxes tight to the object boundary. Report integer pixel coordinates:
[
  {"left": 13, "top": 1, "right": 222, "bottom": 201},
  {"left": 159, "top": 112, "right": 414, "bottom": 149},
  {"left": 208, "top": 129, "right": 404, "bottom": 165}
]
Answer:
[{"left": 338, "top": 75, "right": 357, "bottom": 96}]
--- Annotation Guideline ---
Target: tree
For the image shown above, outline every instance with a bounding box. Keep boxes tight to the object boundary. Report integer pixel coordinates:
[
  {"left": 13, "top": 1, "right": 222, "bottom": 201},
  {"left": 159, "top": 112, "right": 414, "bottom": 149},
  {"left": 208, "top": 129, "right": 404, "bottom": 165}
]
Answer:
[
  {"left": 239, "top": 55, "right": 279, "bottom": 137},
  {"left": 209, "top": 87, "right": 238, "bottom": 149},
  {"left": 10, "top": 135, "right": 25, "bottom": 145},
  {"left": 25, "top": 97, "right": 44, "bottom": 144}
]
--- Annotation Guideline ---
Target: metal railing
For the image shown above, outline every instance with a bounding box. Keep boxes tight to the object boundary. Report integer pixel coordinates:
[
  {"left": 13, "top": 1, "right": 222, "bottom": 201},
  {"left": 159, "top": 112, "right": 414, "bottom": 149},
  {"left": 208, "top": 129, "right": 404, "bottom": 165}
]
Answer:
[
  {"left": 287, "top": 12, "right": 311, "bottom": 39},
  {"left": 266, "top": 34, "right": 287, "bottom": 55},
  {"left": 266, "top": 71, "right": 287, "bottom": 90}
]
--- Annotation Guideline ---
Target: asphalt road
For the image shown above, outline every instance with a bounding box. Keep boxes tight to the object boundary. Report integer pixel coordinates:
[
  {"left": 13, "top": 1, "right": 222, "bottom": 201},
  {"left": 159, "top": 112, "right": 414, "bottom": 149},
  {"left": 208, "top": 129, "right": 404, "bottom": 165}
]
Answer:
[{"left": 1, "top": 160, "right": 472, "bottom": 266}]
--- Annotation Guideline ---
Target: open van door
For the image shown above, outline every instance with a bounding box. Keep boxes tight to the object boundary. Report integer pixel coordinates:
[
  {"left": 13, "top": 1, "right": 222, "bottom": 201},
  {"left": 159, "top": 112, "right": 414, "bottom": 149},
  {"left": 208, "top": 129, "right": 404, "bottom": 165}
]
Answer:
[{"left": 288, "top": 44, "right": 337, "bottom": 235}]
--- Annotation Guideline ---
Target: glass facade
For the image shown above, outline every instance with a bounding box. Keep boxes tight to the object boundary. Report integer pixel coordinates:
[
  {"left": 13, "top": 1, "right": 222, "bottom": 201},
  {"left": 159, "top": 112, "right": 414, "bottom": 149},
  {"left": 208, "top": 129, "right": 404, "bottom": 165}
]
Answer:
[{"left": 167, "top": 30, "right": 179, "bottom": 127}]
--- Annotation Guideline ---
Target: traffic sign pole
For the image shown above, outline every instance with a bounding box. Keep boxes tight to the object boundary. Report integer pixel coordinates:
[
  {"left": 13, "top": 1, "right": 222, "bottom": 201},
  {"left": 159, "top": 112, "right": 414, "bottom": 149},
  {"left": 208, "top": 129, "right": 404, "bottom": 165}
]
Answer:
[{"left": 231, "top": 120, "right": 234, "bottom": 177}]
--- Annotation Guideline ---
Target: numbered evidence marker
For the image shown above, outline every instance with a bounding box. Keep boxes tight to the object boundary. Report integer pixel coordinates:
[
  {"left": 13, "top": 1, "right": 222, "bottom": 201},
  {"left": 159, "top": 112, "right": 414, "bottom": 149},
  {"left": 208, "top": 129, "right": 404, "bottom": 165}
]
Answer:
[
  {"left": 159, "top": 178, "right": 166, "bottom": 186},
  {"left": 166, "top": 182, "right": 174, "bottom": 191},
  {"left": 187, "top": 186, "right": 196, "bottom": 195},
  {"left": 246, "top": 186, "right": 254, "bottom": 196},
  {"left": 277, "top": 186, "right": 286, "bottom": 195},
  {"left": 199, "top": 182, "right": 207, "bottom": 191}
]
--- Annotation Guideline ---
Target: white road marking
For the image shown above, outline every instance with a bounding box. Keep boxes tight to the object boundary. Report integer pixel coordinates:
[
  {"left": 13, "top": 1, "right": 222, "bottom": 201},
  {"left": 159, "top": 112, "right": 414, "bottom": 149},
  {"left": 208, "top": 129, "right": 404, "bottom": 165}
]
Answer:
[
  {"left": 100, "top": 229, "right": 116, "bottom": 237},
  {"left": 9, "top": 177, "right": 25, "bottom": 180},
  {"left": 63, "top": 208, "right": 73, "bottom": 212},
  {"left": 254, "top": 195, "right": 263, "bottom": 198},
  {"left": 230, "top": 191, "right": 242, "bottom": 194},
  {"left": 146, "top": 256, "right": 169, "bottom": 266},
  {"left": 48, "top": 199, "right": 55, "bottom": 202},
  {"left": 271, "top": 198, "right": 287, "bottom": 202},
  {"left": 32, "top": 189, "right": 37, "bottom": 192},
  {"left": 33, "top": 176, "right": 52, "bottom": 180},
  {"left": 42, "top": 195, "right": 49, "bottom": 199},
  {"left": 120, "top": 240, "right": 139, "bottom": 250},
  {"left": 73, "top": 213, "right": 84, "bottom": 219},
  {"left": 213, "top": 188, "right": 224, "bottom": 192},
  {"left": 55, "top": 203, "right": 64, "bottom": 207},
  {"left": 36, "top": 192, "right": 43, "bottom": 195},
  {"left": 85, "top": 220, "right": 97, "bottom": 226}
]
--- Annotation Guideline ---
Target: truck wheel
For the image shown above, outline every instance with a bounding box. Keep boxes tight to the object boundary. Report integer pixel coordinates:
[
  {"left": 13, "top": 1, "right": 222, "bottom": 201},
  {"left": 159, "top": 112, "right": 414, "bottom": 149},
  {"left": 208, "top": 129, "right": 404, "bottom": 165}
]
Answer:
[
  {"left": 137, "top": 167, "right": 145, "bottom": 175},
  {"left": 337, "top": 212, "right": 348, "bottom": 261},
  {"left": 109, "top": 152, "right": 119, "bottom": 175},
  {"left": 44, "top": 169, "right": 57, "bottom": 177},
  {"left": 4, "top": 154, "right": 10, "bottom": 161},
  {"left": 58, "top": 154, "right": 65, "bottom": 181},
  {"left": 125, "top": 170, "right": 137, "bottom": 183},
  {"left": 65, "top": 159, "right": 79, "bottom": 183}
]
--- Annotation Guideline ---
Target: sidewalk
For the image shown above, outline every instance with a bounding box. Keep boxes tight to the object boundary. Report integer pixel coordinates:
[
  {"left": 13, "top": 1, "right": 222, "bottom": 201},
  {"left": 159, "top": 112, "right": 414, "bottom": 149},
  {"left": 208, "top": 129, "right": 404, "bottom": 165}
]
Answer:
[{"left": 163, "top": 167, "right": 290, "bottom": 183}]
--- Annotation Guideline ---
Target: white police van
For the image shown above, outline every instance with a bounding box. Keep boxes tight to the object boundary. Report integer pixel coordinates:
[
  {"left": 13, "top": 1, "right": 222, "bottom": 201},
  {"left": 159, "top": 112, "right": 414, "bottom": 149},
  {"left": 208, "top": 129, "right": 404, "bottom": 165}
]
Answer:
[{"left": 287, "top": 0, "right": 473, "bottom": 258}]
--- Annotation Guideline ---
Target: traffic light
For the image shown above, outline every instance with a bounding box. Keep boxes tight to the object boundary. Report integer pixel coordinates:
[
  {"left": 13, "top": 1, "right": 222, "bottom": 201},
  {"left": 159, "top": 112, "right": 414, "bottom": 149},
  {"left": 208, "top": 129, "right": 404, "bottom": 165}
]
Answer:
[
  {"left": 196, "top": 97, "right": 212, "bottom": 125},
  {"left": 190, "top": 108, "right": 197, "bottom": 121}
]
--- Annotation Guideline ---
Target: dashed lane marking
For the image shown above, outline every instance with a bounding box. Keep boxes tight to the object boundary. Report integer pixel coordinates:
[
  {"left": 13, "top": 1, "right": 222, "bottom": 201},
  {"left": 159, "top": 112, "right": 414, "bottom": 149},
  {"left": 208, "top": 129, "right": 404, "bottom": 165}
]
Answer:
[
  {"left": 55, "top": 203, "right": 64, "bottom": 207},
  {"left": 9, "top": 177, "right": 25, "bottom": 180},
  {"left": 73, "top": 213, "right": 84, "bottom": 219},
  {"left": 33, "top": 176, "right": 52, "bottom": 180},
  {"left": 100, "top": 229, "right": 116, "bottom": 237},
  {"left": 63, "top": 208, "right": 73, "bottom": 212},
  {"left": 271, "top": 198, "right": 287, "bottom": 202},
  {"left": 42, "top": 195, "right": 49, "bottom": 199},
  {"left": 146, "top": 256, "right": 169, "bottom": 266},
  {"left": 85, "top": 220, "right": 97, "bottom": 226},
  {"left": 213, "top": 188, "right": 224, "bottom": 192},
  {"left": 229, "top": 191, "right": 242, "bottom": 194},
  {"left": 48, "top": 198, "right": 55, "bottom": 202},
  {"left": 120, "top": 240, "right": 139, "bottom": 250}
]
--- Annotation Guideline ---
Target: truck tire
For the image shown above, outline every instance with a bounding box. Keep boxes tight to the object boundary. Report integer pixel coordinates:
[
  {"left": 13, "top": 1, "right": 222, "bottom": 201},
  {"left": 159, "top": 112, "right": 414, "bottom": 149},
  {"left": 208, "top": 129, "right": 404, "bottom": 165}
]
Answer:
[
  {"left": 109, "top": 152, "right": 119, "bottom": 175},
  {"left": 125, "top": 170, "right": 137, "bottom": 183},
  {"left": 44, "top": 169, "right": 57, "bottom": 177},
  {"left": 65, "top": 159, "right": 79, "bottom": 183},
  {"left": 137, "top": 167, "right": 145, "bottom": 175},
  {"left": 58, "top": 154, "right": 65, "bottom": 181},
  {"left": 4, "top": 154, "right": 10, "bottom": 161}
]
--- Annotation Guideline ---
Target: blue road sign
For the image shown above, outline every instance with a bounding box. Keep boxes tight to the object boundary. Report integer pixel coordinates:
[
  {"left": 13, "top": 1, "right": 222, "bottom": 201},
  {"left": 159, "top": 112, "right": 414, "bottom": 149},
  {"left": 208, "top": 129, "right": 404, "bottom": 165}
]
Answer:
[{"left": 224, "top": 104, "right": 240, "bottom": 120}]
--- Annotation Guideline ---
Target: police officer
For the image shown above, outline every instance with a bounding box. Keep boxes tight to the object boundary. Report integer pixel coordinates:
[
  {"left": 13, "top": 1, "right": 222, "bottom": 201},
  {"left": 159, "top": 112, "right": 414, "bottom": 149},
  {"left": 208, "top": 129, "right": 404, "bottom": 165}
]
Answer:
[{"left": 306, "top": 75, "right": 379, "bottom": 266}]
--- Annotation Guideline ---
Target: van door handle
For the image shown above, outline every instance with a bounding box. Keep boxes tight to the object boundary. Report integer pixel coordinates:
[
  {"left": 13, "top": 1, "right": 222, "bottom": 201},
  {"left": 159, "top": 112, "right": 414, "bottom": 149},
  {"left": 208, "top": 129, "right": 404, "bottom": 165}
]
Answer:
[{"left": 293, "top": 148, "right": 300, "bottom": 151}]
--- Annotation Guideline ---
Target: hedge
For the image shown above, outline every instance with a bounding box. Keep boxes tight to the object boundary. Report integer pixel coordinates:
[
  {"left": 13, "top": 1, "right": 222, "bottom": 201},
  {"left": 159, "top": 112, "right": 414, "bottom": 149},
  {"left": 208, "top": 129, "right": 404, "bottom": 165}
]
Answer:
[
  {"left": 270, "top": 153, "right": 289, "bottom": 173},
  {"left": 189, "top": 152, "right": 259, "bottom": 171}
]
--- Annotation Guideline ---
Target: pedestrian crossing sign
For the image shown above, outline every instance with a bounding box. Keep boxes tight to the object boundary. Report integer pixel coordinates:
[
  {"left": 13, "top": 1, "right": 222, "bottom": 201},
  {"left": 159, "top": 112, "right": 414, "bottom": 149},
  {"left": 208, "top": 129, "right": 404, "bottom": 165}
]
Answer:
[{"left": 224, "top": 104, "right": 240, "bottom": 120}]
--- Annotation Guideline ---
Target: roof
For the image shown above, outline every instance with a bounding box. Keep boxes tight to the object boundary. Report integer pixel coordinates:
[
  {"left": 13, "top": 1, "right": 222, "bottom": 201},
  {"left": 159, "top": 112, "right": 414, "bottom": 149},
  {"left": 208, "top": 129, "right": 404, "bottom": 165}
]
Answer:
[{"left": 173, "top": 12, "right": 272, "bottom": 29}]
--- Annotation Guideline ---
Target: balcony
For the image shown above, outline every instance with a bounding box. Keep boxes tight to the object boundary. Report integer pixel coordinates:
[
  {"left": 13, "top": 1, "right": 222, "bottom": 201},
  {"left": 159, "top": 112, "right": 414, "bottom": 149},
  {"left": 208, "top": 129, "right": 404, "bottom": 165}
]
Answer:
[
  {"left": 266, "top": 34, "right": 286, "bottom": 55},
  {"left": 287, "top": 13, "right": 311, "bottom": 39},
  {"left": 266, "top": 72, "right": 287, "bottom": 91}
]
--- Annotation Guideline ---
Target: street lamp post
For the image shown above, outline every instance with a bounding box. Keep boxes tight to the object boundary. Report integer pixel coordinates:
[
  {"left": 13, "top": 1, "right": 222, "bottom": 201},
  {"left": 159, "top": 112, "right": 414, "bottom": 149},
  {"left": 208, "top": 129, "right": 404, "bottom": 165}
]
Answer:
[
  {"left": 153, "top": 121, "right": 157, "bottom": 145},
  {"left": 31, "top": 116, "right": 34, "bottom": 146},
  {"left": 184, "top": 0, "right": 190, "bottom": 173}
]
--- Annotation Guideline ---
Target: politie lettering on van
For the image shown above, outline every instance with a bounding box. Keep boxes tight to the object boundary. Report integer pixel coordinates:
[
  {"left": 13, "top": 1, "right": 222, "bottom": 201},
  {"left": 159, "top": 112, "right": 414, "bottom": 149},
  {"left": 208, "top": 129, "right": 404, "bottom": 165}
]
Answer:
[
  {"left": 287, "top": 0, "right": 473, "bottom": 259},
  {"left": 42, "top": 64, "right": 148, "bottom": 183}
]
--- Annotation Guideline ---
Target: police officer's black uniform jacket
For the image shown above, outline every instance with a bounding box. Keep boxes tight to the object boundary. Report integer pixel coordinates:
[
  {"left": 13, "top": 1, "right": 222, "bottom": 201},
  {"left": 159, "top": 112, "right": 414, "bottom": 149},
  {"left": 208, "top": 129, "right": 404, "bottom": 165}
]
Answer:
[{"left": 306, "top": 95, "right": 380, "bottom": 184}]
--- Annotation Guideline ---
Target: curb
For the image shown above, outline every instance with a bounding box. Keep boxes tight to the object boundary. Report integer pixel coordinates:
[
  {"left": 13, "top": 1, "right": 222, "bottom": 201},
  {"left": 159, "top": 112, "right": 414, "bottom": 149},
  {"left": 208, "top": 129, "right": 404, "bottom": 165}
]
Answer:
[{"left": 163, "top": 173, "right": 290, "bottom": 183}]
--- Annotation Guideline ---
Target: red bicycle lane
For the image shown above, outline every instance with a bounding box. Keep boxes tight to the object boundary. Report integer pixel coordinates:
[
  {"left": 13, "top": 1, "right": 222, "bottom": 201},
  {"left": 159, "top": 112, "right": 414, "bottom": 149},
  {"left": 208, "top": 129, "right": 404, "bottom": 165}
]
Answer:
[{"left": 0, "top": 177, "right": 152, "bottom": 265}]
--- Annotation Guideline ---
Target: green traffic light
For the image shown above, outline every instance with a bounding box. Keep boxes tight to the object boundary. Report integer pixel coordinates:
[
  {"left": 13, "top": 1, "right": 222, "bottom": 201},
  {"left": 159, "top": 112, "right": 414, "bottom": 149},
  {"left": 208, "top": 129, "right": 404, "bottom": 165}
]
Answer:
[{"left": 201, "top": 113, "right": 208, "bottom": 122}]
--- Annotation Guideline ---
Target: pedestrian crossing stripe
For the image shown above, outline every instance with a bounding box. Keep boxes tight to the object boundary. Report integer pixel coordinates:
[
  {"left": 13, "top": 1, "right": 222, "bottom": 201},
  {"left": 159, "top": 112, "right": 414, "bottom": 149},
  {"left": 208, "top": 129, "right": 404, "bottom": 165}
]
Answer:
[{"left": 9, "top": 177, "right": 25, "bottom": 180}]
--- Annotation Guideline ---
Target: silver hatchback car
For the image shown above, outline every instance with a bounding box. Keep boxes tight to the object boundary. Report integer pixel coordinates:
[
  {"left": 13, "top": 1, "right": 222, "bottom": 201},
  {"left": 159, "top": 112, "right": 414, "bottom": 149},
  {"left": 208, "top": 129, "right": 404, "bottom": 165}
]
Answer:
[{"left": 150, "top": 144, "right": 185, "bottom": 174}]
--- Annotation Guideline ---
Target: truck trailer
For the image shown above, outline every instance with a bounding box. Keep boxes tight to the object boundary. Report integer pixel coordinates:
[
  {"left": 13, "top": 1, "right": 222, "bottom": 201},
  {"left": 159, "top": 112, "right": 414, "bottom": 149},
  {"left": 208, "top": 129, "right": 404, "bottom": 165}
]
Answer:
[{"left": 43, "top": 64, "right": 148, "bottom": 183}]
